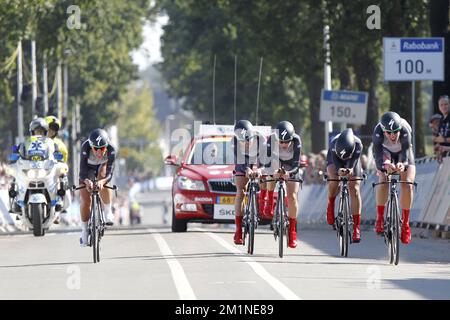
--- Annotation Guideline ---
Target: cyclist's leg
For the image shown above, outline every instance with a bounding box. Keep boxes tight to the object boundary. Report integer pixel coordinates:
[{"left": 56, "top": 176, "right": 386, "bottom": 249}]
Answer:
[
  {"left": 79, "top": 167, "right": 96, "bottom": 246},
  {"left": 375, "top": 149, "right": 390, "bottom": 234},
  {"left": 349, "top": 160, "right": 362, "bottom": 242},
  {"left": 234, "top": 166, "right": 248, "bottom": 244},
  {"left": 259, "top": 180, "right": 267, "bottom": 217},
  {"left": 286, "top": 180, "right": 300, "bottom": 248},
  {"left": 326, "top": 164, "right": 339, "bottom": 225},
  {"left": 399, "top": 163, "right": 415, "bottom": 244},
  {"left": 263, "top": 180, "right": 276, "bottom": 219},
  {"left": 97, "top": 163, "right": 114, "bottom": 225}
]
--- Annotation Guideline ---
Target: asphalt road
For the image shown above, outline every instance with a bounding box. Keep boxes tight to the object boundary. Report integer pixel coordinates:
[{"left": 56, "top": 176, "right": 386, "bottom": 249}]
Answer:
[{"left": 1, "top": 191, "right": 449, "bottom": 300}]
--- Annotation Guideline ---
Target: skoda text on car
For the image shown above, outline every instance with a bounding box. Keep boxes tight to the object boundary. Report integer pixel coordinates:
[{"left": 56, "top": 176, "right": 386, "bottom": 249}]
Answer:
[{"left": 165, "top": 124, "right": 272, "bottom": 232}]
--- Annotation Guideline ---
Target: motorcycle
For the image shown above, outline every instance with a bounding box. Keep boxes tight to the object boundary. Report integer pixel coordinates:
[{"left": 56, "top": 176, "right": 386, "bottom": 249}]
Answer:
[{"left": 8, "top": 153, "right": 69, "bottom": 236}]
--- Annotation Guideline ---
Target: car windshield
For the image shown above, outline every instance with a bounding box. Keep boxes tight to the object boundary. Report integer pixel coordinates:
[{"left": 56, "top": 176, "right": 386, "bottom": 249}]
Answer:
[{"left": 187, "top": 138, "right": 234, "bottom": 165}]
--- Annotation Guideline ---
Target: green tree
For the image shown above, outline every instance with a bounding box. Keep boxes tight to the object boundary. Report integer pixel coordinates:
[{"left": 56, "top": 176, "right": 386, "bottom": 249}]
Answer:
[
  {"left": 117, "top": 82, "right": 163, "bottom": 174},
  {"left": 0, "top": 0, "right": 151, "bottom": 157}
]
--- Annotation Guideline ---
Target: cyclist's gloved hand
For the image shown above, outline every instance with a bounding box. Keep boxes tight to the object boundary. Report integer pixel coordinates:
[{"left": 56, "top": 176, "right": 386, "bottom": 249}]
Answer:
[
  {"left": 245, "top": 167, "right": 253, "bottom": 178},
  {"left": 338, "top": 168, "right": 351, "bottom": 177},
  {"left": 253, "top": 168, "right": 262, "bottom": 178},
  {"left": 396, "top": 163, "right": 405, "bottom": 172},
  {"left": 84, "top": 179, "right": 94, "bottom": 192},
  {"left": 383, "top": 161, "right": 396, "bottom": 174},
  {"left": 97, "top": 179, "right": 106, "bottom": 190}
]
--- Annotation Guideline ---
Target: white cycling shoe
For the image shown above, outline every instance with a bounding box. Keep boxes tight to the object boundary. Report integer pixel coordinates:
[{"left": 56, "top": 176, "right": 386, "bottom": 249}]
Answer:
[
  {"left": 105, "top": 212, "right": 114, "bottom": 226},
  {"left": 79, "top": 229, "right": 88, "bottom": 247}
]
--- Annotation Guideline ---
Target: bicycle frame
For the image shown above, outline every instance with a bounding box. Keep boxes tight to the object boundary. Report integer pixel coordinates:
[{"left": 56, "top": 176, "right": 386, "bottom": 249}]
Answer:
[
  {"left": 263, "top": 170, "right": 303, "bottom": 258},
  {"left": 73, "top": 179, "right": 118, "bottom": 263},
  {"left": 242, "top": 177, "right": 260, "bottom": 255},
  {"left": 372, "top": 173, "right": 417, "bottom": 265},
  {"left": 325, "top": 174, "right": 365, "bottom": 257}
]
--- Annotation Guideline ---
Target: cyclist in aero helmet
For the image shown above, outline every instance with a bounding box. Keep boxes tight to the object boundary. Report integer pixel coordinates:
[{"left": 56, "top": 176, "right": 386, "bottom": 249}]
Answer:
[
  {"left": 263, "top": 121, "right": 303, "bottom": 248},
  {"left": 232, "top": 120, "right": 267, "bottom": 245},
  {"left": 373, "top": 111, "right": 415, "bottom": 244},
  {"left": 326, "top": 128, "right": 363, "bottom": 243},
  {"left": 78, "top": 128, "right": 117, "bottom": 246}
]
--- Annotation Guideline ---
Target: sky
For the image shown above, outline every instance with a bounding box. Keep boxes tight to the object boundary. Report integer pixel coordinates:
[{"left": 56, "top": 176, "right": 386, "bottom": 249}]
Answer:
[{"left": 131, "top": 15, "right": 169, "bottom": 71}]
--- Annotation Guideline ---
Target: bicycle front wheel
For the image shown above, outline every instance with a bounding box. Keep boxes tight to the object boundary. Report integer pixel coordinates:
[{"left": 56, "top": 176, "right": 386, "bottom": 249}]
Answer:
[
  {"left": 342, "top": 195, "right": 350, "bottom": 257},
  {"left": 248, "top": 191, "right": 257, "bottom": 255},
  {"left": 278, "top": 195, "right": 285, "bottom": 258},
  {"left": 93, "top": 196, "right": 102, "bottom": 263},
  {"left": 389, "top": 194, "right": 400, "bottom": 265}
]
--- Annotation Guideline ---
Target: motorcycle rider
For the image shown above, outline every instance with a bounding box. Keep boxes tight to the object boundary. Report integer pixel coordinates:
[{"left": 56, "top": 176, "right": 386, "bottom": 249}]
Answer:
[
  {"left": 8, "top": 118, "right": 67, "bottom": 221},
  {"left": 45, "top": 115, "right": 71, "bottom": 219}
]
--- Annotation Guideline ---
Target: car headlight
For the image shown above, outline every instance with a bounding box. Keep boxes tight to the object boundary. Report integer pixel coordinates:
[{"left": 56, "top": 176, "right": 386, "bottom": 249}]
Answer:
[
  {"left": 177, "top": 176, "right": 205, "bottom": 191},
  {"left": 23, "top": 169, "right": 49, "bottom": 179}
]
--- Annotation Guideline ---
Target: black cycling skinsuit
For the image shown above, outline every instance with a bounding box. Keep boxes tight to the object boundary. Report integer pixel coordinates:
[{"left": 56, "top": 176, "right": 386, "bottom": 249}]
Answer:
[
  {"left": 79, "top": 140, "right": 117, "bottom": 183},
  {"left": 265, "top": 133, "right": 302, "bottom": 175},
  {"left": 326, "top": 134, "right": 363, "bottom": 176},
  {"left": 232, "top": 132, "right": 267, "bottom": 176},
  {"left": 372, "top": 119, "right": 415, "bottom": 172}
]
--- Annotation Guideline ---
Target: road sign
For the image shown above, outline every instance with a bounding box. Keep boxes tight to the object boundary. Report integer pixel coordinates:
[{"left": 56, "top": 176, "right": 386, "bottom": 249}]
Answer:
[
  {"left": 320, "top": 90, "right": 368, "bottom": 125},
  {"left": 383, "top": 37, "right": 445, "bottom": 81}
]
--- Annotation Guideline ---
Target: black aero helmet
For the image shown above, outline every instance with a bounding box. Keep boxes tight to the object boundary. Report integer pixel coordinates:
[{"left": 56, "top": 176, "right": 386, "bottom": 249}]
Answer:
[
  {"left": 29, "top": 117, "right": 49, "bottom": 135},
  {"left": 334, "top": 128, "right": 356, "bottom": 160},
  {"left": 88, "top": 128, "right": 109, "bottom": 148},
  {"left": 276, "top": 121, "right": 295, "bottom": 141},
  {"left": 380, "top": 111, "right": 402, "bottom": 132},
  {"left": 234, "top": 120, "right": 255, "bottom": 141}
]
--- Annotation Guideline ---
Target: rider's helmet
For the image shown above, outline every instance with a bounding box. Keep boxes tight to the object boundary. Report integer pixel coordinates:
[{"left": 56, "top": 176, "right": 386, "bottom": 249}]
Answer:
[
  {"left": 29, "top": 117, "right": 48, "bottom": 136},
  {"left": 276, "top": 121, "right": 295, "bottom": 142},
  {"left": 88, "top": 128, "right": 109, "bottom": 149},
  {"left": 45, "top": 115, "right": 61, "bottom": 132},
  {"left": 234, "top": 120, "right": 255, "bottom": 141},
  {"left": 380, "top": 111, "right": 402, "bottom": 133},
  {"left": 334, "top": 128, "right": 356, "bottom": 161}
]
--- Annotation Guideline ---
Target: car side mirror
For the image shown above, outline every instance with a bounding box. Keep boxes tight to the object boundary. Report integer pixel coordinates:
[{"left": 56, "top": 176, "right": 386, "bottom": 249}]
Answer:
[{"left": 164, "top": 155, "right": 179, "bottom": 166}]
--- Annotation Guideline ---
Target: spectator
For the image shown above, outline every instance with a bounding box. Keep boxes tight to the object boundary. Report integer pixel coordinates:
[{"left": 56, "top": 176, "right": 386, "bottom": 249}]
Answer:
[
  {"left": 429, "top": 113, "right": 443, "bottom": 157},
  {"left": 130, "top": 201, "right": 142, "bottom": 225},
  {"left": 434, "top": 95, "right": 450, "bottom": 161}
]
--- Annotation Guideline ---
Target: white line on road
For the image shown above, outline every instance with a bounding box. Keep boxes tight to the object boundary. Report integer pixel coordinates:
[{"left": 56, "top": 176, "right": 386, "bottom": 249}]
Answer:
[
  {"left": 198, "top": 229, "right": 301, "bottom": 300},
  {"left": 148, "top": 229, "right": 196, "bottom": 300}
]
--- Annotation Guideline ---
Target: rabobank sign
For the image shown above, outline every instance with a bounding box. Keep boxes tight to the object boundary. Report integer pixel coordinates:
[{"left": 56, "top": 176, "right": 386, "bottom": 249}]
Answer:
[
  {"left": 401, "top": 38, "right": 443, "bottom": 52},
  {"left": 384, "top": 37, "right": 444, "bottom": 81}
]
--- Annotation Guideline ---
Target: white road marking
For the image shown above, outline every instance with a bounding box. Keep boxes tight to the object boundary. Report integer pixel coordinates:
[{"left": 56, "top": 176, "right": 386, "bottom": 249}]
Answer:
[
  {"left": 148, "top": 228, "right": 196, "bottom": 300},
  {"left": 197, "top": 228, "right": 301, "bottom": 300}
]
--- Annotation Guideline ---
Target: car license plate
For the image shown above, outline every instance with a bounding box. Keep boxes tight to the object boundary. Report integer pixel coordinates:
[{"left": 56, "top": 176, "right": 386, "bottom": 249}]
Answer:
[
  {"left": 216, "top": 196, "right": 235, "bottom": 204},
  {"left": 214, "top": 205, "right": 235, "bottom": 219}
]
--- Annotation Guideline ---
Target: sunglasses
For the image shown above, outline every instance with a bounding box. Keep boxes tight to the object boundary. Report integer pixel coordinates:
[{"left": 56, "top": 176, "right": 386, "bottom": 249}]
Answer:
[
  {"left": 92, "top": 146, "right": 107, "bottom": 152},
  {"left": 383, "top": 129, "right": 400, "bottom": 135},
  {"left": 280, "top": 140, "right": 291, "bottom": 144}
]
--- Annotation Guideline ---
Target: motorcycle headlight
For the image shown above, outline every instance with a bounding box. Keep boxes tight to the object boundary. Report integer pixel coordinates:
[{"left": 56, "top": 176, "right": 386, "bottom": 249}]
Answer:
[
  {"left": 177, "top": 176, "right": 205, "bottom": 191},
  {"left": 23, "top": 169, "right": 49, "bottom": 179}
]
